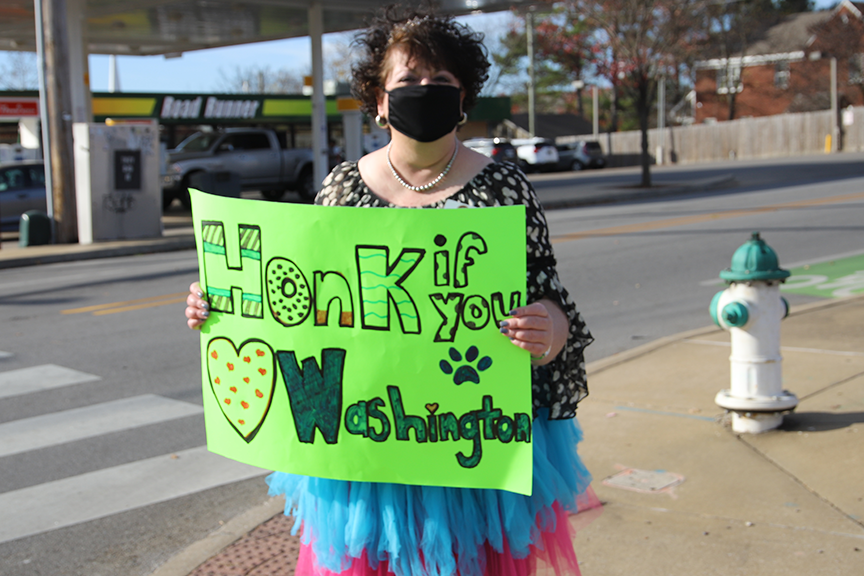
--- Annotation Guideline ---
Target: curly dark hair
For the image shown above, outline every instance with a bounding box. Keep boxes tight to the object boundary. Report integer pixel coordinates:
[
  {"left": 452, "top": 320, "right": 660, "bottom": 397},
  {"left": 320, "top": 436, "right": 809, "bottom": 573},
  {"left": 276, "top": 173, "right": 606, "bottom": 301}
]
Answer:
[{"left": 351, "top": 6, "right": 490, "bottom": 117}]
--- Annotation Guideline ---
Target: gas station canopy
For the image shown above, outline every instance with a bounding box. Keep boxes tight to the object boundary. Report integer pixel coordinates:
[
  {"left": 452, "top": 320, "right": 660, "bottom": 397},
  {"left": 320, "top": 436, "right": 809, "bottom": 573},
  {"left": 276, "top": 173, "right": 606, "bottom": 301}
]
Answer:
[
  {"left": 0, "top": 0, "right": 533, "bottom": 245},
  {"left": 0, "top": 0, "right": 531, "bottom": 56}
]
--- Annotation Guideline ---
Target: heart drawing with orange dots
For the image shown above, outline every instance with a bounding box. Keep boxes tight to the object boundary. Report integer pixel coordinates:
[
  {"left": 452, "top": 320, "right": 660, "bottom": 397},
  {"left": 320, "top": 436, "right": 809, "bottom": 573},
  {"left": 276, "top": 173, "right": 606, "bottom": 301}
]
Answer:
[{"left": 206, "top": 337, "right": 276, "bottom": 443}]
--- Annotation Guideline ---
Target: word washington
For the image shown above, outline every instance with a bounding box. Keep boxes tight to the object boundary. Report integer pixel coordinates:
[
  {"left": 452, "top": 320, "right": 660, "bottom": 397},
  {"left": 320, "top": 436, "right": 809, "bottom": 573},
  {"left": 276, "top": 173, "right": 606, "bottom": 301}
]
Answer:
[{"left": 277, "top": 349, "right": 531, "bottom": 469}]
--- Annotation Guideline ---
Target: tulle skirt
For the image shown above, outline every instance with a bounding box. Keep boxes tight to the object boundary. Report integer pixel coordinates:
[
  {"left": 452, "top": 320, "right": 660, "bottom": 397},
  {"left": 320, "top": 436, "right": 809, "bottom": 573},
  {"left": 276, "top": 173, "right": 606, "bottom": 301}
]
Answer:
[{"left": 266, "top": 411, "right": 598, "bottom": 576}]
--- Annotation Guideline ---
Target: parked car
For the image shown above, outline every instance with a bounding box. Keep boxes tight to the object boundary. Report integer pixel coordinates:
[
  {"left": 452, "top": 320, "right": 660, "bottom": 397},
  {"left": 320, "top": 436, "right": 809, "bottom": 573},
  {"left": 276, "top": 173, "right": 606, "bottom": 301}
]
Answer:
[
  {"left": 162, "top": 128, "right": 315, "bottom": 209},
  {"left": 510, "top": 137, "right": 559, "bottom": 172},
  {"left": 462, "top": 138, "right": 519, "bottom": 164},
  {"left": 556, "top": 140, "right": 606, "bottom": 171},
  {"left": 0, "top": 161, "right": 46, "bottom": 231}
]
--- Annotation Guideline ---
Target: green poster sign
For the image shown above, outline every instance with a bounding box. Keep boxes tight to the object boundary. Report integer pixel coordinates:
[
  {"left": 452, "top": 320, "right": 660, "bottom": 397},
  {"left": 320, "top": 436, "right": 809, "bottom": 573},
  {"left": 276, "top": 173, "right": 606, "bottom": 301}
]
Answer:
[{"left": 190, "top": 190, "right": 533, "bottom": 494}]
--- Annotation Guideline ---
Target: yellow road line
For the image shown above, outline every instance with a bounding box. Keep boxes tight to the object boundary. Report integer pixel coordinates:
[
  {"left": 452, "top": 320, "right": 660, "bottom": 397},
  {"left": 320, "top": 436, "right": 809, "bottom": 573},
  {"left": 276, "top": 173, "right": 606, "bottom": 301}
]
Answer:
[
  {"left": 91, "top": 297, "right": 187, "bottom": 316},
  {"left": 551, "top": 191, "right": 864, "bottom": 244},
  {"left": 62, "top": 292, "right": 189, "bottom": 315}
]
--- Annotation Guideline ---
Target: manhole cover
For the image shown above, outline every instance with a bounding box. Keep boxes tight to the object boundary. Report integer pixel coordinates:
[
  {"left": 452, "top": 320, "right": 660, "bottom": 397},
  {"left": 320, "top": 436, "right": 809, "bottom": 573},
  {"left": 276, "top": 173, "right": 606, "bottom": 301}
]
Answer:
[{"left": 602, "top": 468, "right": 684, "bottom": 493}]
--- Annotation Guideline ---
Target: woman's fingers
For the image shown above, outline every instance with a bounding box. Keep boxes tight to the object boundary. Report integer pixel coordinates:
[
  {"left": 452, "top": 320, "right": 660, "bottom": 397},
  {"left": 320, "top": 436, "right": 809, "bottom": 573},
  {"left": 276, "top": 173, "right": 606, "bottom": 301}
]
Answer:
[
  {"left": 500, "top": 302, "right": 553, "bottom": 351},
  {"left": 509, "top": 302, "right": 549, "bottom": 318},
  {"left": 186, "top": 281, "right": 209, "bottom": 330},
  {"left": 499, "top": 315, "right": 550, "bottom": 331},
  {"left": 501, "top": 327, "right": 549, "bottom": 344}
]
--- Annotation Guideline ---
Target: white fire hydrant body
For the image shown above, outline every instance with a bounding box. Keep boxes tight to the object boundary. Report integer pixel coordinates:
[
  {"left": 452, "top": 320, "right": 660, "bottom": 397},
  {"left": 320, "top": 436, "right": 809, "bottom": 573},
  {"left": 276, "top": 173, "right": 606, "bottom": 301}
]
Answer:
[{"left": 710, "top": 233, "right": 798, "bottom": 434}]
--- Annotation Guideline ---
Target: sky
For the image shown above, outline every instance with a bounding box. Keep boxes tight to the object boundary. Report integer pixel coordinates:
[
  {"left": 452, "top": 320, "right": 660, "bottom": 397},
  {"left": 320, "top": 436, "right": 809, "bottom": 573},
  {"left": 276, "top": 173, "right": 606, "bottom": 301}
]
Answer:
[{"left": 0, "top": 1, "right": 841, "bottom": 95}]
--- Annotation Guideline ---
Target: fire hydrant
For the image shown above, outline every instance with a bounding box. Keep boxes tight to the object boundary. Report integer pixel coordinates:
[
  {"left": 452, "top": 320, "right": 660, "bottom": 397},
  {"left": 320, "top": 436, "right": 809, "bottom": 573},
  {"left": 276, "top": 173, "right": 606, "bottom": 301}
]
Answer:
[{"left": 709, "top": 232, "right": 798, "bottom": 433}]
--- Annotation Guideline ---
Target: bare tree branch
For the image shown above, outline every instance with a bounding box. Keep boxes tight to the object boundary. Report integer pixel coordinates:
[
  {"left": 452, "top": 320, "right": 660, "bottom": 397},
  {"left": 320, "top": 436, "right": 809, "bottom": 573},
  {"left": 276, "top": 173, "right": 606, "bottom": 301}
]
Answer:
[
  {"left": 0, "top": 51, "right": 39, "bottom": 90},
  {"left": 211, "top": 65, "right": 303, "bottom": 94}
]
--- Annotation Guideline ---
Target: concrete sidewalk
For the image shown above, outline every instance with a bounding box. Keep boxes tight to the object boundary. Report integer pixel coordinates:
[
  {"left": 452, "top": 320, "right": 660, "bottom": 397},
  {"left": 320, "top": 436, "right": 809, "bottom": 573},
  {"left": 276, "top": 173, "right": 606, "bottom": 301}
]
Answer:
[
  {"left": 152, "top": 294, "right": 864, "bottom": 576},
  {"left": 573, "top": 294, "right": 864, "bottom": 575}
]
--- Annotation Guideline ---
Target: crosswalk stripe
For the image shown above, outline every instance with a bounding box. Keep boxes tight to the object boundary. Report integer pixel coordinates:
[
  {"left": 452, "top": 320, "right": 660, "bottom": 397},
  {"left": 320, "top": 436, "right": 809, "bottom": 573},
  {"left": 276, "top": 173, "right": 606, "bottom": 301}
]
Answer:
[
  {"left": 0, "top": 395, "right": 203, "bottom": 458},
  {"left": 0, "top": 351, "right": 12, "bottom": 359},
  {"left": 0, "top": 364, "right": 100, "bottom": 400},
  {"left": 0, "top": 446, "right": 269, "bottom": 545}
]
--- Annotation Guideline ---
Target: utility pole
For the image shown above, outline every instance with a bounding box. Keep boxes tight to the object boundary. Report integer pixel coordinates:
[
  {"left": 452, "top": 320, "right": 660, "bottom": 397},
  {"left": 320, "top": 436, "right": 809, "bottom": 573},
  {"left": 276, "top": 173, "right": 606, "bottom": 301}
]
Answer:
[
  {"left": 526, "top": 10, "right": 536, "bottom": 137},
  {"left": 40, "top": 0, "right": 78, "bottom": 243},
  {"left": 657, "top": 74, "right": 665, "bottom": 165},
  {"left": 830, "top": 57, "right": 838, "bottom": 153}
]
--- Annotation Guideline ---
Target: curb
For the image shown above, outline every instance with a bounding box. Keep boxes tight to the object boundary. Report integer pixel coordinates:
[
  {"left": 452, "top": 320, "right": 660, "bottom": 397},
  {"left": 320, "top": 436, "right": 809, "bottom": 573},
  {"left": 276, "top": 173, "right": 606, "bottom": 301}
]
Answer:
[
  {"left": 149, "top": 496, "right": 286, "bottom": 576},
  {"left": 538, "top": 175, "right": 737, "bottom": 210},
  {"left": 586, "top": 323, "right": 724, "bottom": 376},
  {"left": 0, "top": 237, "right": 196, "bottom": 270},
  {"left": 586, "top": 292, "right": 864, "bottom": 377}
]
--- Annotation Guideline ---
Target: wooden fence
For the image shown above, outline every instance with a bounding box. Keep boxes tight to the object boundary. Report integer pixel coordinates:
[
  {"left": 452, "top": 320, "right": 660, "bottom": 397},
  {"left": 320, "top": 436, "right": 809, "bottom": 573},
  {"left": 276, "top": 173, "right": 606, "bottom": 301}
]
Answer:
[{"left": 559, "top": 107, "right": 864, "bottom": 167}]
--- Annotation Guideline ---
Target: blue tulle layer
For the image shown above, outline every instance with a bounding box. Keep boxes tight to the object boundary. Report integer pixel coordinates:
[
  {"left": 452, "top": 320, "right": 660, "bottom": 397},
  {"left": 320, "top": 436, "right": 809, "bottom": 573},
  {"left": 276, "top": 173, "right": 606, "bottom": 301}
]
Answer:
[{"left": 266, "top": 411, "right": 592, "bottom": 576}]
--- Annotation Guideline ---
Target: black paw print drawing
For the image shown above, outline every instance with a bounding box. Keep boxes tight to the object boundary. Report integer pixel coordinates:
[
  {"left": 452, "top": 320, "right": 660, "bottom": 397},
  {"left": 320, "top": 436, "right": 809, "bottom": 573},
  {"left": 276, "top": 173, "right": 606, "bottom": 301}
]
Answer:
[{"left": 439, "top": 346, "right": 492, "bottom": 385}]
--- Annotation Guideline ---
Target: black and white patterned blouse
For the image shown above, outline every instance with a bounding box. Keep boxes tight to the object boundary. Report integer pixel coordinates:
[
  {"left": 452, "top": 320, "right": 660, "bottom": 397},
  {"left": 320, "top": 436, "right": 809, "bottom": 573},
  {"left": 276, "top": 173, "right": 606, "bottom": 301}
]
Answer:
[{"left": 316, "top": 160, "right": 593, "bottom": 419}]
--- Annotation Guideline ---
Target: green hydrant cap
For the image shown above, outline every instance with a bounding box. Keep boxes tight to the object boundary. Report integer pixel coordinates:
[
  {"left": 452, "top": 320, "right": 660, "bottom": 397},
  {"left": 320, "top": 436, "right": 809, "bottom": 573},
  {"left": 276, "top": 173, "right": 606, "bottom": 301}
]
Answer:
[
  {"left": 721, "top": 302, "right": 749, "bottom": 327},
  {"left": 719, "top": 232, "right": 790, "bottom": 282}
]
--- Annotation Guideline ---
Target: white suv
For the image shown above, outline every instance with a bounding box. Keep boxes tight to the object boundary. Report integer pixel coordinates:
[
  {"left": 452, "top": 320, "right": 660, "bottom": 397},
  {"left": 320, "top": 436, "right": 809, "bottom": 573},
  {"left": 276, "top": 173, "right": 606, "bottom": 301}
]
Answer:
[{"left": 510, "top": 138, "right": 559, "bottom": 172}]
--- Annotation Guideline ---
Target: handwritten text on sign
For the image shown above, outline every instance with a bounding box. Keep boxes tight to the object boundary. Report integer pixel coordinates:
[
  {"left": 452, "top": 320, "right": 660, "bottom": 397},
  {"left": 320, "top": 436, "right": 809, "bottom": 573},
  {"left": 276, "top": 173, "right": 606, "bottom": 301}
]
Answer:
[{"left": 191, "top": 189, "right": 532, "bottom": 494}]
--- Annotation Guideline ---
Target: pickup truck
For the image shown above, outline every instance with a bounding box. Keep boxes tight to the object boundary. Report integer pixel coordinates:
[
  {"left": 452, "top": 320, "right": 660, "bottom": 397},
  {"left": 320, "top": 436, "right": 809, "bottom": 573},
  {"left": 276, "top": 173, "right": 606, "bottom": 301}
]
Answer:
[{"left": 161, "top": 128, "right": 315, "bottom": 209}]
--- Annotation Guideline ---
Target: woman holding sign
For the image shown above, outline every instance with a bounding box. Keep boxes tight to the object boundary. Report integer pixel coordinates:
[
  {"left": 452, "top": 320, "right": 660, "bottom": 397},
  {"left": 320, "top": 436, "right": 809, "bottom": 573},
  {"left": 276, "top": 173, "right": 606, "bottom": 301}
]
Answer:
[{"left": 186, "top": 6, "right": 596, "bottom": 576}]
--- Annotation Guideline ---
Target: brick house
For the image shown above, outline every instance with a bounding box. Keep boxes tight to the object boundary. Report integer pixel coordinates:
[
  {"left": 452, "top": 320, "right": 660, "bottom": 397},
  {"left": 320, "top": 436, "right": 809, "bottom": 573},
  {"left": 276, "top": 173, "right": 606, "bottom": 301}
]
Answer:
[{"left": 694, "top": 0, "right": 864, "bottom": 123}]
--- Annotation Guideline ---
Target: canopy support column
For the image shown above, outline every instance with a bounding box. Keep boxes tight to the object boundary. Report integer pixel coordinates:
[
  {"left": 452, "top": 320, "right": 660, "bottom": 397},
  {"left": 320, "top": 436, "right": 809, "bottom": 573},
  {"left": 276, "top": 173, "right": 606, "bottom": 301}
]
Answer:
[
  {"left": 309, "top": 2, "right": 328, "bottom": 193},
  {"left": 67, "top": 0, "right": 91, "bottom": 124},
  {"left": 39, "top": 0, "right": 78, "bottom": 243}
]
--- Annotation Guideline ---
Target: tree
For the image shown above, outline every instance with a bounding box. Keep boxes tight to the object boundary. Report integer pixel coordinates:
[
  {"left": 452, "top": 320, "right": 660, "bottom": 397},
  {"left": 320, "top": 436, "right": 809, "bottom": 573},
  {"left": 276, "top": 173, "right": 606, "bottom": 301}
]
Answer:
[
  {"left": 212, "top": 65, "right": 303, "bottom": 93},
  {"left": 323, "top": 35, "right": 357, "bottom": 84},
  {"left": 808, "top": 5, "right": 864, "bottom": 103},
  {"left": 578, "top": 0, "right": 708, "bottom": 187},
  {"left": 698, "top": 1, "right": 804, "bottom": 122},
  {"left": 0, "top": 51, "right": 39, "bottom": 90},
  {"left": 490, "top": 8, "right": 597, "bottom": 116},
  {"left": 211, "top": 36, "right": 356, "bottom": 94},
  {"left": 694, "top": 1, "right": 818, "bottom": 121},
  {"left": 533, "top": 9, "right": 596, "bottom": 117}
]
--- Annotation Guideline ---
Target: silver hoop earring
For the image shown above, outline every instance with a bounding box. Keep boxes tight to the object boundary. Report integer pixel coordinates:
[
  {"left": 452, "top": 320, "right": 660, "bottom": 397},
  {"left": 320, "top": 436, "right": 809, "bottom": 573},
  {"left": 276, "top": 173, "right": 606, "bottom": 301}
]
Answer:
[
  {"left": 458, "top": 112, "right": 468, "bottom": 126},
  {"left": 375, "top": 115, "right": 388, "bottom": 128}
]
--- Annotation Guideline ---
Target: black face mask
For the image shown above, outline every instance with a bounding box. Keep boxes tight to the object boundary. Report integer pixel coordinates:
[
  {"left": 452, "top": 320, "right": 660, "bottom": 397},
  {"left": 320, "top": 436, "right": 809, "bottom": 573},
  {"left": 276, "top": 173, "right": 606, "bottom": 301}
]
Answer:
[{"left": 386, "top": 84, "right": 462, "bottom": 143}]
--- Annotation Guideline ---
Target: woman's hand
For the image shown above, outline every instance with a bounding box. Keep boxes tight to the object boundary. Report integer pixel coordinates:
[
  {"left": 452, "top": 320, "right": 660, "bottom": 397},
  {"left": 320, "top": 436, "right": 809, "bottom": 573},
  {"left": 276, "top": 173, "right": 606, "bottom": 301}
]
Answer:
[
  {"left": 499, "top": 299, "right": 568, "bottom": 365},
  {"left": 185, "top": 281, "right": 210, "bottom": 330}
]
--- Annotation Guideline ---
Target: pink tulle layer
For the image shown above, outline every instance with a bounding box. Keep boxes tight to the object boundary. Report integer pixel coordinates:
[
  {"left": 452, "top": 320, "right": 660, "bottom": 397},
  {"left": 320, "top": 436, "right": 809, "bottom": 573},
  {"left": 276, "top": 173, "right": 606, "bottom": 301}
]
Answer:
[{"left": 296, "top": 489, "right": 602, "bottom": 576}]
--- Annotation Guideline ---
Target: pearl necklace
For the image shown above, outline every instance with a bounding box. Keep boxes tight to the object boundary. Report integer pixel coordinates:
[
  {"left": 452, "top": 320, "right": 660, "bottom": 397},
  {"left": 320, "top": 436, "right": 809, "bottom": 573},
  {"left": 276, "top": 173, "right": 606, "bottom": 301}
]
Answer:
[{"left": 387, "top": 140, "right": 458, "bottom": 192}]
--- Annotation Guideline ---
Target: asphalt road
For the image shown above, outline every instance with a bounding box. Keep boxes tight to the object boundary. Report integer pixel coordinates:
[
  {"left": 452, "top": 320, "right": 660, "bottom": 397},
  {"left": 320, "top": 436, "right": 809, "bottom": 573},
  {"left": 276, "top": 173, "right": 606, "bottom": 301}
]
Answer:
[
  {"left": 545, "top": 158, "right": 864, "bottom": 360},
  {"left": 0, "top": 154, "right": 862, "bottom": 575}
]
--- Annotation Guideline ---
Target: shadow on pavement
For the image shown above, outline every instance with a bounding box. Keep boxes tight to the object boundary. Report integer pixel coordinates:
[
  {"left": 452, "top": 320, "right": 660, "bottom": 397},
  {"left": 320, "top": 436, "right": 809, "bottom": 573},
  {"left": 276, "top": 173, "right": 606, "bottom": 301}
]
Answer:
[{"left": 780, "top": 410, "right": 864, "bottom": 432}]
